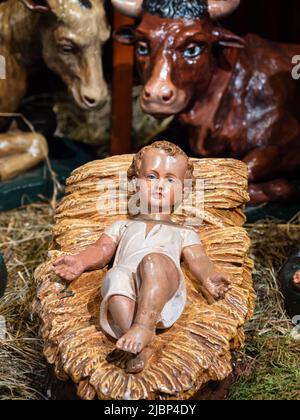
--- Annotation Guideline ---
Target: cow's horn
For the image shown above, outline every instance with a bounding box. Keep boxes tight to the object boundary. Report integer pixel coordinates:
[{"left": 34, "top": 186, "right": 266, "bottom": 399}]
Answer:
[
  {"left": 208, "top": 0, "right": 240, "bottom": 19},
  {"left": 111, "top": 0, "right": 143, "bottom": 17}
]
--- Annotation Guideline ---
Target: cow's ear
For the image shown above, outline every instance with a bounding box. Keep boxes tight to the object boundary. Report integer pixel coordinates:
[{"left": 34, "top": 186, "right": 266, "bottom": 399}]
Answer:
[
  {"left": 213, "top": 28, "right": 245, "bottom": 49},
  {"left": 20, "top": 0, "right": 51, "bottom": 13},
  {"left": 113, "top": 25, "right": 136, "bottom": 45}
]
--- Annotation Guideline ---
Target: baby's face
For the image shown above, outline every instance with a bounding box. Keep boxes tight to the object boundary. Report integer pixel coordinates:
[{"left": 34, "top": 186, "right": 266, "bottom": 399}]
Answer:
[{"left": 136, "top": 149, "right": 189, "bottom": 213}]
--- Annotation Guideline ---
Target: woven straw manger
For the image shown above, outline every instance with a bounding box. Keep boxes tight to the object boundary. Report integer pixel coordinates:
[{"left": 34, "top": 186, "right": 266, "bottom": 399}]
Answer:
[{"left": 34, "top": 155, "right": 255, "bottom": 400}]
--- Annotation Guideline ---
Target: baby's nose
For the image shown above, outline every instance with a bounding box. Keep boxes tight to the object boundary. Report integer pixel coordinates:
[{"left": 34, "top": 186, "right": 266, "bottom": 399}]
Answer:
[{"left": 157, "top": 179, "right": 166, "bottom": 190}]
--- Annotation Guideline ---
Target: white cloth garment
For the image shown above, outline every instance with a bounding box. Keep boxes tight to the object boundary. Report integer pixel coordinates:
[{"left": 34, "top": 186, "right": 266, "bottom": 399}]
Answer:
[{"left": 100, "top": 219, "right": 201, "bottom": 339}]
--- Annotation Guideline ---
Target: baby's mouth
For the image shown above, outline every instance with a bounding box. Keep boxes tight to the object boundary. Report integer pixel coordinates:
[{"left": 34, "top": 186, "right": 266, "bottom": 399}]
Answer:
[{"left": 152, "top": 192, "right": 164, "bottom": 199}]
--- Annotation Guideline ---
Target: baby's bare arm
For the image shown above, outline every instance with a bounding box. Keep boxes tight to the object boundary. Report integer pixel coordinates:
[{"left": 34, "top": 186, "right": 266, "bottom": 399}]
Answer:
[
  {"left": 76, "top": 234, "right": 117, "bottom": 271},
  {"left": 182, "top": 243, "right": 230, "bottom": 301},
  {"left": 52, "top": 234, "right": 117, "bottom": 282}
]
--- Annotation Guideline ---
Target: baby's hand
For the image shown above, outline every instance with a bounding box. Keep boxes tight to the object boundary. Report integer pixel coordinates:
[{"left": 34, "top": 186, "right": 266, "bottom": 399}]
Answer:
[
  {"left": 203, "top": 271, "right": 231, "bottom": 300},
  {"left": 51, "top": 255, "right": 85, "bottom": 282},
  {"left": 293, "top": 270, "right": 300, "bottom": 290}
]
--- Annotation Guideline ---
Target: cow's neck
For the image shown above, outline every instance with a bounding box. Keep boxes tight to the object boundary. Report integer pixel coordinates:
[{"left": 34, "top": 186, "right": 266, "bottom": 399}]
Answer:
[
  {"left": 0, "top": 0, "right": 42, "bottom": 66},
  {"left": 178, "top": 48, "right": 240, "bottom": 155}
]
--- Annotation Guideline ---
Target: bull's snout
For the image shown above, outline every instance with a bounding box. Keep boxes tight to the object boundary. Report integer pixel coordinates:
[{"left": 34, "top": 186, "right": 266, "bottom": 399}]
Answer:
[
  {"left": 141, "top": 80, "right": 188, "bottom": 117},
  {"left": 140, "top": 56, "right": 189, "bottom": 117},
  {"left": 143, "top": 84, "right": 175, "bottom": 104}
]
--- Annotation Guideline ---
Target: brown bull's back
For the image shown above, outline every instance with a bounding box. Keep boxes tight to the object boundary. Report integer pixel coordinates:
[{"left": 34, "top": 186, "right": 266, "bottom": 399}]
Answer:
[
  {"left": 244, "top": 33, "right": 300, "bottom": 72},
  {"left": 206, "top": 33, "right": 300, "bottom": 158}
]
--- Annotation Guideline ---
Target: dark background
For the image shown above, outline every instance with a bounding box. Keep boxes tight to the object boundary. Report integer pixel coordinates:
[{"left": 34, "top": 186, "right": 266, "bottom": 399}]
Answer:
[{"left": 224, "top": 0, "right": 300, "bottom": 43}]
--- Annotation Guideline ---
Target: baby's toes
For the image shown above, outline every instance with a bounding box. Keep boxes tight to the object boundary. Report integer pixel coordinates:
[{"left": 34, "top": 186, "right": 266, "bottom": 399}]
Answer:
[
  {"left": 210, "top": 287, "right": 220, "bottom": 299},
  {"left": 116, "top": 337, "right": 126, "bottom": 350},
  {"left": 126, "top": 355, "right": 144, "bottom": 373},
  {"left": 132, "top": 355, "right": 144, "bottom": 370},
  {"left": 222, "top": 284, "right": 230, "bottom": 296},
  {"left": 223, "top": 280, "right": 230, "bottom": 289},
  {"left": 125, "top": 338, "right": 136, "bottom": 353},
  {"left": 212, "top": 287, "right": 224, "bottom": 300},
  {"left": 132, "top": 341, "right": 142, "bottom": 355},
  {"left": 218, "top": 285, "right": 227, "bottom": 296},
  {"left": 121, "top": 339, "right": 130, "bottom": 351},
  {"left": 132, "top": 357, "right": 144, "bottom": 372},
  {"left": 221, "top": 283, "right": 229, "bottom": 293}
]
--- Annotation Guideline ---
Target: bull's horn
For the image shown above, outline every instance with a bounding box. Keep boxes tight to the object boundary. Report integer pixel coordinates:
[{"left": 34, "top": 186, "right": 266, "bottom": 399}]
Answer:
[
  {"left": 111, "top": 0, "right": 143, "bottom": 17},
  {"left": 208, "top": 0, "right": 240, "bottom": 19}
]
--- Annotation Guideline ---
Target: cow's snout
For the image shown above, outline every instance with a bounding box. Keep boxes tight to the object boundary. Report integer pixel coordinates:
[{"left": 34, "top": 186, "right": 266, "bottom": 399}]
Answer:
[
  {"left": 77, "top": 82, "right": 108, "bottom": 110},
  {"left": 143, "top": 84, "right": 174, "bottom": 104},
  {"left": 83, "top": 95, "right": 97, "bottom": 108}
]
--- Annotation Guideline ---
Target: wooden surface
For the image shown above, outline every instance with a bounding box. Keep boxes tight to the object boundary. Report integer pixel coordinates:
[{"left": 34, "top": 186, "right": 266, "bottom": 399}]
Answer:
[{"left": 111, "top": 12, "right": 134, "bottom": 155}]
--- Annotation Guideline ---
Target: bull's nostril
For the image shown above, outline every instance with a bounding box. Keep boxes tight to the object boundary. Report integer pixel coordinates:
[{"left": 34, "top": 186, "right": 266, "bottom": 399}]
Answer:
[
  {"left": 144, "top": 90, "right": 151, "bottom": 99},
  {"left": 162, "top": 91, "right": 174, "bottom": 102}
]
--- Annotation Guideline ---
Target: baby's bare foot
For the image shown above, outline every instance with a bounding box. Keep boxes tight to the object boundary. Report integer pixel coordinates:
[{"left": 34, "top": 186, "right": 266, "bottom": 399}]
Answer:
[
  {"left": 126, "top": 345, "right": 154, "bottom": 373},
  {"left": 116, "top": 324, "right": 155, "bottom": 354},
  {"left": 293, "top": 270, "right": 300, "bottom": 290},
  {"left": 203, "top": 272, "right": 231, "bottom": 300}
]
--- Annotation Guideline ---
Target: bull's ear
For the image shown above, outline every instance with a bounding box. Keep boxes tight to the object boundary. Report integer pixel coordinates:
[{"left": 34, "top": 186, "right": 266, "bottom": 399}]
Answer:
[
  {"left": 113, "top": 25, "right": 136, "bottom": 45},
  {"left": 213, "top": 28, "right": 245, "bottom": 49},
  {"left": 20, "top": 0, "right": 51, "bottom": 13}
]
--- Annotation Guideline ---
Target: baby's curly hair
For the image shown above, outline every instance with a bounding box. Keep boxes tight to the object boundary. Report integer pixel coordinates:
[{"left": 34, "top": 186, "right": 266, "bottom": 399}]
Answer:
[{"left": 127, "top": 140, "right": 194, "bottom": 181}]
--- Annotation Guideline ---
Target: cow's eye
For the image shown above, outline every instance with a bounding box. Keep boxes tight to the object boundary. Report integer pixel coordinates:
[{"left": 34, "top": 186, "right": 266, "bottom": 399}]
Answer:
[
  {"left": 136, "top": 42, "right": 150, "bottom": 56},
  {"left": 183, "top": 44, "right": 202, "bottom": 59},
  {"left": 59, "top": 43, "right": 78, "bottom": 55}
]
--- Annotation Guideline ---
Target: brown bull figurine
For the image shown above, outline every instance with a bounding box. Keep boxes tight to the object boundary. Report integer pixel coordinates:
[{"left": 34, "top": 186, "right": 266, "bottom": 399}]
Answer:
[
  {"left": 113, "top": 0, "right": 300, "bottom": 205},
  {"left": 0, "top": 0, "right": 110, "bottom": 181}
]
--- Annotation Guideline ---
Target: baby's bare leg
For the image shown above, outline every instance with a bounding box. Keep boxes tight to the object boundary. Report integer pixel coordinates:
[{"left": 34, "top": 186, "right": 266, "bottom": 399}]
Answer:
[
  {"left": 116, "top": 253, "right": 179, "bottom": 363},
  {"left": 108, "top": 295, "right": 136, "bottom": 334},
  {"left": 106, "top": 295, "right": 136, "bottom": 363}
]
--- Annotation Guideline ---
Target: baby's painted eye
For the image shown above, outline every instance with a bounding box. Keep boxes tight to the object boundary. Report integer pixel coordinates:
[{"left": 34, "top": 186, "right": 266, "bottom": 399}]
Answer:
[
  {"left": 183, "top": 44, "right": 203, "bottom": 59},
  {"left": 167, "top": 178, "right": 176, "bottom": 184},
  {"left": 136, "top": 42, "right": 150, "bottom": 57},
  {"left": 147, "top": 174, "right": 157, "bottom": 181}
]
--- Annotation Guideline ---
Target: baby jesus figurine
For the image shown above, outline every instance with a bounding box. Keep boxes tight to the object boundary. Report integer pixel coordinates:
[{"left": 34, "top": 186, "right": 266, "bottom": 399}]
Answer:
[{"left": 51, "top": 141, "right": 230, "bottom": 373}]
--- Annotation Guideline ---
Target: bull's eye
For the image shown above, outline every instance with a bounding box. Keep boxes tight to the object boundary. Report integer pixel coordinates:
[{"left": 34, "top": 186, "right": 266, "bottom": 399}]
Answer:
[
  {"left": 183, "top": 44, "right": 203, "bottom": 59},
  {"left": 136, "top": 42, "right": 150, "bottom": 57}
]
